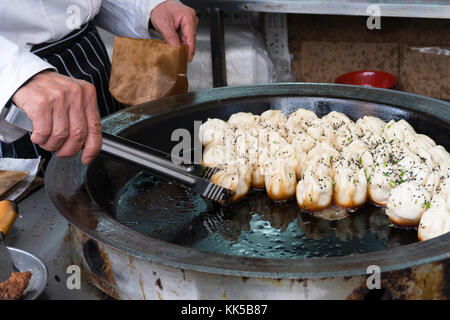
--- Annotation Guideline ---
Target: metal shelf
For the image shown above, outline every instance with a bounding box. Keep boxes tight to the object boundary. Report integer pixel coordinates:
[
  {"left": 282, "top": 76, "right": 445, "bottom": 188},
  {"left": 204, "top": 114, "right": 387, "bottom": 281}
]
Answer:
[{"left": 185, "top": 0, "right": 450, "bottom": 19}]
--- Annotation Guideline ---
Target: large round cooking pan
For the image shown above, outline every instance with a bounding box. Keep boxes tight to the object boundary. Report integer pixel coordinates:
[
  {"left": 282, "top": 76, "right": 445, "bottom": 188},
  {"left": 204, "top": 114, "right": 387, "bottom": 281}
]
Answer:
[{"left": 45, "top": 83, "right": 450, "bottom": 279}]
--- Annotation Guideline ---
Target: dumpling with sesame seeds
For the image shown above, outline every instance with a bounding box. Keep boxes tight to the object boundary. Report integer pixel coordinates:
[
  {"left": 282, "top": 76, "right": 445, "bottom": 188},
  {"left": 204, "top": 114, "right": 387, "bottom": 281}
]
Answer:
[
  {"left": 404, "top": 134, "right": 436, "bottom": 153},
  {"left": 418, "top": 204, "right": 450, "bottom": 241},
  {"left": 285, "top": 108, "right": 318, "bottom": 135},
  {"left": 199, "top": 118, "right": 234, "bottom": 147},
  {"left": 383, "top": 119, "right": 416, "bottom": 141},
  {"left": 332, "top": 141, "right": 370, "bottom": 208},
  {"left": 259, "top": 110, "right": 287, "bottom": 131},
  {"left": 290, "top": 132, "right": 317, "bottom": 178},
  {"left": 356, "top": 116, "right": 386, "bottom": 135},
  {"left": 367, "top": 163, "right": 400, "bottom": 206},
  {"left": 264, "top": 157, "right": 297, "bottom": 201},
  {"left": 428, "top": 145, "right": 450, "bottom": 164},
  {"left": 304, "top": 119, "right": 337, "bottom": 147},
  {"left": 202, "top": 143, "right": 236, "bottom": 168},
  {"left": 296, "top": 166, "right": 333, "bottom": 211},
  {"left": 211, "top": 165, "right": 252, "bottom": 202},
  {"left": 322, "top": 111, "right": 353, "bottom": 130},
  {"left": 386, "top": 181, "right": 431, "bottom": 227},
  {"left": 227, "top": 112, "right": 260, "bottom": 130}
]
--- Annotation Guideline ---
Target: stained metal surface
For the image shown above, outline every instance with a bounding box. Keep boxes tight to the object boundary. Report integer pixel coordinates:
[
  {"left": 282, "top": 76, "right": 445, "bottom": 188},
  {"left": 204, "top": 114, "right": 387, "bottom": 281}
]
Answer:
[
  {"left": 71, "top": 229, "right": 449, "bottom": 300},
  {"left": 5, "top": 187, "right": 110, "bottom": 299},
  {"left": 46, "top": 84, "right": 450, "bottom": 282}
]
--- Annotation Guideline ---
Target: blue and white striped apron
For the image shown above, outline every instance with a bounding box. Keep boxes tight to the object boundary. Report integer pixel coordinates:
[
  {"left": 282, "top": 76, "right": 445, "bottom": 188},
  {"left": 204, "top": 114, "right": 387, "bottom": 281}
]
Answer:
[{"left": 0, "top": 22, "right": 123, "bottom": 173}]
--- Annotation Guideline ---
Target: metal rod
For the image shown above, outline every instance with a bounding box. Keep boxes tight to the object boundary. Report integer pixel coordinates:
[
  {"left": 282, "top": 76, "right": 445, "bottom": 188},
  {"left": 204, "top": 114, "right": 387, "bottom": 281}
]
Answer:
[
  {"left": 101, "top": 133, "right": 197, "bottom": 187},
  {"left": 209, "top": 7, "right": 227, "bottom": 87}
]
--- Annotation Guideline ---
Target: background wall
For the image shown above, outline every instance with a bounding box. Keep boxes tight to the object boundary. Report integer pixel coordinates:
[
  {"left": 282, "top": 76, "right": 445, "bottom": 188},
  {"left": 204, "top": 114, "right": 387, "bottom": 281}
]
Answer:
[{"left": 287, "top": 15, "right": 450, "bottom": 100}]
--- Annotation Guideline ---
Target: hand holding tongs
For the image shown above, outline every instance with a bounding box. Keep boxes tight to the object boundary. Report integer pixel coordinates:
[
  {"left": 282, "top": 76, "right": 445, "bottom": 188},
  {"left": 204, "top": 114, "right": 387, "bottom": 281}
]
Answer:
[{"left": 3, "top": 104, "right": 235, "bottom": 205}]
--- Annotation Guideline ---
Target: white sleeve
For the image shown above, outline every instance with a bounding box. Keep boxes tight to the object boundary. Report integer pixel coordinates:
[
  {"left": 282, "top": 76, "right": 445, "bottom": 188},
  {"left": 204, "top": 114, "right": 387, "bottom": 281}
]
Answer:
[
  {"left": 0, "top": 35, "right": 56, "bottom": 112},
  {"left": 95, "top": 0, "right": 168, "bottom": 39}
]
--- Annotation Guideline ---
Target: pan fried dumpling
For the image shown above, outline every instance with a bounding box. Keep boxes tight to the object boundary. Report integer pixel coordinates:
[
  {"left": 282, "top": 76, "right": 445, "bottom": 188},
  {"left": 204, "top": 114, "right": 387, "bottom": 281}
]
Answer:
[
  {"left": 251, "top": 165, "right": 266, "bottom": 189},
  {"left": 199, "top": 118, "right": 234, "bottom": 147},
  {"left": 440, "top": 160, "right": 450, "bottom": 181},
  {"left": 264, "top": 158, "right": 297, "bottom": 201},
  {"left": 384, "top": 119, "right": 416, "bottom": 141},
  {"left": 341, "top": 139, "right": 373, "bottom": 168},
  {"left": 296, "top": 167, "right": 333, "bottom": 211},
  {"left": 255, "top": 127, "right": 287, "bottom": 152},
  {"left": 397, "top": 159, "right": 441, "bottom": 195},
  {"left": 356, "top": 116, "right": 386, "bottom": 135},
  {"left": 306, "top": 120, "right": 337, "bottom": 147},
  {"left": 211, "top": 165, "right": 252, "bottom": 202},
  {"left": 333, "top": 166, "right": 368, "bottom": 208},
  {"left": 360, "top": 131, "right": 384, "bottom": 150},
  {"left": 260, "top": 110, "right": 287, "bottom": 130},
  {"left": 304, "top": 142, "right": 338, "bottom": 178},
  {"left": 367, "top": 164, "right": 399, "bottom": 206},
  {"left": 290, "top": 133, "right": 317, "bottom": 178},
  {"left": 202, "top": 143, "right": 236, "bottom": 168},
  {"left": 418, "top": 204, "right": 450, "bottom": 241},
  {"left": 228, "top": 112, "right": 260, "bottom": 130},
  {"left": 286, "top": 108, "right": 318, "bottom": 134},
  {"left": 386, "top": 181, "right": 431, "bottom": 227},
  {"left": 371, "top": 140, "right": 409, "bottom": 166},
  {"left": 267, "top": 131, "right": 289, "bottom": 155},
  {"left": 308, "top": 141, "right": 340, "bottom": 161},
  {"left": 334, "top": 123, "right": 363, "bottom": 151},
  {"left": 322, "top": 111, "right": 353, "bottom": 130},
  {"left": 251, "top": 144, "right": 274, "bottom": 189},
  {"left": 404, "top": 134, "right": 436, "bottom": 153},
  {"left": 428, "top": 145, "right": 450, "bottom": 164},
  {"left": 273, "top": 143, "right": 298, "bottom": 175},
  {"left": 233, "top": 129, "right": 250, "bottom": 165},
  {"left": 291, "top": 132, "right": 317, "bottom": 154}
]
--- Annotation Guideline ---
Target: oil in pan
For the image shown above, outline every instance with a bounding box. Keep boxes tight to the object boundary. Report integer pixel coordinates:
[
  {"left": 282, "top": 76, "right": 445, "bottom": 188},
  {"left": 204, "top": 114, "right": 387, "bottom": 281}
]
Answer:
[{"left": 114, "top": 171, "right": 417, "bottom": 259}]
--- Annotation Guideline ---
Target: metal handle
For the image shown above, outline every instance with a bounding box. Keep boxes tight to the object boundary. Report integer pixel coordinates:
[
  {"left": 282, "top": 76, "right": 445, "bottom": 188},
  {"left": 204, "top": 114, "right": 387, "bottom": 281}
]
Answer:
[
  {"left": 101, "top": 132, "right": 197, "bottom": 186},
  {"left": 5, "top": 105, "right": 198, "bottom": 186},
  {"left": 0, "top": 200, "right": 18, "bottom": 238},
  {"left": 4, "top": 103, "right": 33, "bottom": 132}
]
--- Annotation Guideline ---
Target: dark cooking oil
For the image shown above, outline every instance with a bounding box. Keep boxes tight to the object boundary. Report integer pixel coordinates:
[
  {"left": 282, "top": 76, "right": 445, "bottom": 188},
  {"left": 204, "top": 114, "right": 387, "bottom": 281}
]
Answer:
[{"left": 114, "top": 172, "right": 418, "bottom": 259}]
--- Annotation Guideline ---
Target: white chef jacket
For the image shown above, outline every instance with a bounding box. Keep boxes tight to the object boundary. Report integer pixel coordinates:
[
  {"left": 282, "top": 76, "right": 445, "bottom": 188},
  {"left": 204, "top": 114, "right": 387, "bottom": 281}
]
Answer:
[{"left": 0, "top": 0, "right": 166, "bottom": 114}]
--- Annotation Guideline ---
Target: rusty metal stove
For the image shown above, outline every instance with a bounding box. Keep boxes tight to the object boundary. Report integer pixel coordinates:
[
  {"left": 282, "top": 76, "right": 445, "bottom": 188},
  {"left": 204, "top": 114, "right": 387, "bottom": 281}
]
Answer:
[{"left": 45, "top": 84, "right": 450, "bottom": 299}]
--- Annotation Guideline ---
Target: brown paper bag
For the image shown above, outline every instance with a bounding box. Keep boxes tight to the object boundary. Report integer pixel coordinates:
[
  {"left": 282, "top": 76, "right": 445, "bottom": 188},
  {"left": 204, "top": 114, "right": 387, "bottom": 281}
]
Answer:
[
  {"left": 0, "top": 170, "right": 28, "bottom": 198},
  {"left": 109, "top": 37, "right": 188, "bottom": 106}
]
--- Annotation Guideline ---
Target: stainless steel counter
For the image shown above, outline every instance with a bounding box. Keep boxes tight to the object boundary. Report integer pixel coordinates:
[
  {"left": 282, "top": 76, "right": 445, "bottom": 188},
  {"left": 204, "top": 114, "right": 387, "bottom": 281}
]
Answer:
[{"left": 4, "top": 187, "right": 106, "bottom": 300}]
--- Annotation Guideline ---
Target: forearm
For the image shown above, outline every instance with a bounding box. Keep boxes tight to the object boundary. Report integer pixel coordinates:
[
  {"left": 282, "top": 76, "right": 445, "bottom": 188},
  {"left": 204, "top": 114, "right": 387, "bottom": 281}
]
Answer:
[
  {"left": 0, "top": 36, "right": 56, "bottom": 143},
  {"left": 95, "top": 0, "right": 167, "bottom": 38},
  {"left": 0, "top": 36, "right": 55, "bottom": 111}
]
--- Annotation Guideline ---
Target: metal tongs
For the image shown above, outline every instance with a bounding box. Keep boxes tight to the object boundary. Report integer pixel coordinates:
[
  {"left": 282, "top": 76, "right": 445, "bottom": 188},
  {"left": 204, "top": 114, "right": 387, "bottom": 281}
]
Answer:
[{"left": 3, "top": 104, "right": 235, "bottom": 205}]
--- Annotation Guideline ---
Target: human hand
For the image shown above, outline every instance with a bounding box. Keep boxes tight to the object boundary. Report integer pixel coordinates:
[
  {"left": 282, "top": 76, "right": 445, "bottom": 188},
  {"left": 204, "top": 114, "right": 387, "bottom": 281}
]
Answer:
[
  {"left": 150, "top": 0, "right": 199, "bottom": 62},
  {"left": 12, "top": 71, "right": 102, "bottom": 165}
]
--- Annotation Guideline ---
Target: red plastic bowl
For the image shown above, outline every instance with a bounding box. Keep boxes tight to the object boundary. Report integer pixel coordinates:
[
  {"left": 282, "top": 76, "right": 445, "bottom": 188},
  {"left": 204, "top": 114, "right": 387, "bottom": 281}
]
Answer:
[{"left": 334, "top": 70, "right": 398, "bottom": 89}]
